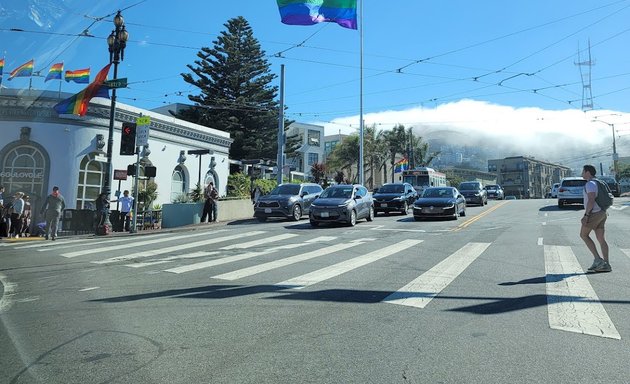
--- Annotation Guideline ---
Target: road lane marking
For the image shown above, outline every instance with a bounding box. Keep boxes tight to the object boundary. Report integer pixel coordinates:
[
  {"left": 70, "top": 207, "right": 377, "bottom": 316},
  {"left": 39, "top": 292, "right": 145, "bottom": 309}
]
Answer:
[
  {"left": 452, "top": 202, "right": 508, "bottom": 231},
  {"left": 622, "top": 249, "right": 630, "bottom": 259},
  {"left": 0, "top": 273, "right": 17, "bottom": 313},
  {"left": 37, "top": 233, "right": 174, "bottom": 251},
  {"left": 383, "top": 242, "right": 491, "bottom": 308},
  {"left": 126, "top": 234, "right": 300, "bottom": 268},
  {"left": 212, "top": 239, "right": 370, "bottom": 281},
  {"left": 276, "top": 239, "right": 423, "bottom": 289},
  {"left": 544, "top": 245, "right": 620, "bottom": 340},
  {"left": 92, "top": 231, "right": 265, "bottom": 264},
  {"left": 61, "top": 230, "right": 229, "bottom": 258},
  {"left": 79, "top": 287, "right": 100, "bottom": 292},
  {"left": 538, "top": 237, "right": 544, "bottom": 246}
]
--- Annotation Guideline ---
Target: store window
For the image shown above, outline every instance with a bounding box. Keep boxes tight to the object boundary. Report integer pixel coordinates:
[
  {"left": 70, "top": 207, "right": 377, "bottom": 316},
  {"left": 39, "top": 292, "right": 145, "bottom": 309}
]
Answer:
[
  {"left": 1, "top": 145, "right": 46, "bottom": 197},
  {"left": 76, "top": 153, "right": 104, "bottom": 209}
]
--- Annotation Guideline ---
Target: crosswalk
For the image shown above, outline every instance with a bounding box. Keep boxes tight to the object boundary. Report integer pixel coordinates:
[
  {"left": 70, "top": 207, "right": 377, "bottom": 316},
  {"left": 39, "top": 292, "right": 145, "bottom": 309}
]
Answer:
[{"left": 3, "top": 229, "right": 629, "bottom": 340}]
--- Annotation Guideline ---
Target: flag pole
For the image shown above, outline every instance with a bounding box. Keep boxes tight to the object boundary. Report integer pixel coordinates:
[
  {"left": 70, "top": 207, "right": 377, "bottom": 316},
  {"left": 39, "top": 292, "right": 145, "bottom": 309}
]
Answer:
[
  {"left": 277, "top": 64, "right": 285, "bottom": 185},
  {"left": 358, "top": 0, "right": 364, "bottom": 185}
]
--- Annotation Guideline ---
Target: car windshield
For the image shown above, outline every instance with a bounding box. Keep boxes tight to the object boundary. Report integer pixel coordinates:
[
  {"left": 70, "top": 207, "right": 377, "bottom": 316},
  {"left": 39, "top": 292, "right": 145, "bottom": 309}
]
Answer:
[
  {"left": 423, "top": 188, "right": 452, "bottom": 198},
  {"left": 485, "top": 185, "right": 499, "bottom": 190},
  {"left": 377, "top": 185, "right": 404, "bottom": 193},
  {"left": 459, "top": 183, "right": 479, "bottom": 190},
  {"left": 269, "top": 184, "right": 301, "bottom": 195},
  {"left": 320, "top": 187, "right": 353, "bottom": 199}
]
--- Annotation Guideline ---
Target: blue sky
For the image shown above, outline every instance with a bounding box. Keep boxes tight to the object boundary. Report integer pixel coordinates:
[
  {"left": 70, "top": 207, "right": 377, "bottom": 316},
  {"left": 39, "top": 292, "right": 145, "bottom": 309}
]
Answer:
[{"left": 2, "top": 0, "right": 630, "bottom": 167}]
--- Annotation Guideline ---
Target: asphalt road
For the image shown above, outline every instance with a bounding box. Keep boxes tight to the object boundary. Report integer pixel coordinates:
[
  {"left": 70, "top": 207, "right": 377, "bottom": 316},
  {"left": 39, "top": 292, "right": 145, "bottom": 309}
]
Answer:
[{"left": 1, "top": 197, "right": 629, "bottom": 384}]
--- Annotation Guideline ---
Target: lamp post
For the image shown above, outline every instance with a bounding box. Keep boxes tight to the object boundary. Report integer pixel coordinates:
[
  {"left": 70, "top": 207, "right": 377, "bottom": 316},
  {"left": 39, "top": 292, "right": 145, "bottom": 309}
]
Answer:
[
  {"left": 100, "top": 10, "right": 128, "bottom": 234},
  {"left": 591, "top": 119, "right": 619, "bottom": 180}
]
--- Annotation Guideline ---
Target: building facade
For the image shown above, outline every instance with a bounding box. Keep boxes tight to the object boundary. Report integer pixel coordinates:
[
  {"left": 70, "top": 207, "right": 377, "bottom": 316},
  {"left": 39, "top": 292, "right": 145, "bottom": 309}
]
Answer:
[
  {"left": 0, "top": 89, "right": 232, "bottom": 224},
  {"left": 285, "top": 122, "right": 325, "bottom": 178},
  {"left": 488, "top": 156, "right": 571, "bottom": 198}
]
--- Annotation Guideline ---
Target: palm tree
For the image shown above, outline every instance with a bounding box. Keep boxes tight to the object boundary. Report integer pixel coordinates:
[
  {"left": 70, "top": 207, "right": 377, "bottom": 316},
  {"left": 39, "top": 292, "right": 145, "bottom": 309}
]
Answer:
[
  {"left": 327, "top": 134, "right": 359, "bottom": 183},
  {"left": 382, "top": 124, "right": 407, "bottom": 182}
]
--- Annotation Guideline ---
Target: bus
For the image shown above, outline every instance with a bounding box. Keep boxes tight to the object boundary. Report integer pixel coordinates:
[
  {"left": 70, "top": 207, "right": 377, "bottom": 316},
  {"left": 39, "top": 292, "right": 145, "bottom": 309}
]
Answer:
[{"left": 402, "top": 167, "right": 447, "bottom": 194}]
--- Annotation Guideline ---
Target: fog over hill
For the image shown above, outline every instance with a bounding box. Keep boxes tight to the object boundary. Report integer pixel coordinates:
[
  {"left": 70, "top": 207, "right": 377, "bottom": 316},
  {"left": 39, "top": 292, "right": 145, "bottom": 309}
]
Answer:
[{"left": 324, "top": 99, "right": 625, "bottom": 172}]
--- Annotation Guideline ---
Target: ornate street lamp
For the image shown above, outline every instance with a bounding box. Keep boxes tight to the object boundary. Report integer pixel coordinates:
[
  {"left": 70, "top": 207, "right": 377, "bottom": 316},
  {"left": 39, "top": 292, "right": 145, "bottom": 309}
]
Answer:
[{"left": 99, "top": 10, "right": 128, "bottom": 234}]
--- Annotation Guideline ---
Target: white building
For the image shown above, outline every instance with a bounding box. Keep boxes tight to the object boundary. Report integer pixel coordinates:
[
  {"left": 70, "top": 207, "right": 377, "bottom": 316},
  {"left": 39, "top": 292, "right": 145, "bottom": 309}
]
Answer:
[
  {"left": 284, "top": 122, "right": 325, "bottom": 177},
  {"left": 0, "top": 89, "right": 232, "bottom": 222}
]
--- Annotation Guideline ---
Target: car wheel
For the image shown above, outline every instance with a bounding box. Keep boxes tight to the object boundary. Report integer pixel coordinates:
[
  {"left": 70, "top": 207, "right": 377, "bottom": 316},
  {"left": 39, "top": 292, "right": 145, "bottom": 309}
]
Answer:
[
  {"left": 257, "top": 217, "right": 267, "bottom": 222},
  {"left": 310, "top": 220, "right": 319, "bottom": 227},
  {"left": 291, "top": 205, "right": 302, "bottom": 221},
  {"left": 366, "top": 206, "right": 374, "bottom": 222},
  {"left": 558, "top": 200, "right": 564, "bottom": 209},
  {"left": 460, "top": 206, "right": 466, "bottom": 217},
  {"left": 347, "top": 210, "right": 357, "bottom": 226},
  {"left": 401, "top": 201, "right": 408, "bottom": 215}
]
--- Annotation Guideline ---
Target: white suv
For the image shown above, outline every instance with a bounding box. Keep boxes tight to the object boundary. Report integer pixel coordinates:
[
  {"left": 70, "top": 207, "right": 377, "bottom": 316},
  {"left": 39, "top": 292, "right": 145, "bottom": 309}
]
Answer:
[
  {"left": 557, "top": 177, "right": 586, "bottom": 208},
  {"left": 550, "top": 183, "right": 560, "bottom": 198}
]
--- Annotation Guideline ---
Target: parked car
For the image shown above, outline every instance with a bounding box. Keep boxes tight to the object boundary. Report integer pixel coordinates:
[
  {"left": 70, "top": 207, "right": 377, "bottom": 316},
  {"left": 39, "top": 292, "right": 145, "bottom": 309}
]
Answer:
[
  {"left": 254, "top": 183, "right": 323, "bottom": 221},
  {"left": 372, "top": 182, "right": 417, "bottom": 215},
  {"left": 484, "top": 184, "right": 504, "bottom": 200},
  {"left": 309, "top": 184, "right": 374, "bottom": 227},
  {"left": 458, "top": 181, "right": 487, "bottom": 206},
  {"left": 412, "top": 187, "right": 466, "bottom": 220},
  {"left": 550, "top": 183, "right": 560, "bottom": 198},
  {"left": 557, "top": 177, "right": 587, "bottom": 208},
  {"left": 598, "top": 176, "right": 621, "bottom": 197}
]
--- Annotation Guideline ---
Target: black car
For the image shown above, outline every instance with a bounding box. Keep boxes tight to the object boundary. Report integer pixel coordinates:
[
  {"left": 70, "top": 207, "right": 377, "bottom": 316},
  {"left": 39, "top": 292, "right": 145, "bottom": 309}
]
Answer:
[
  {"left": 254, "top": 183, "right": 323, "bottom": 221},
  {"left": 458, "top": 181, "right": 487, "bottom": 206},
  {"left": 309, "top": 184, "right": 374, "bottom": 227},
  {"left": 598, "top": 176, "right": 621, "bottom": 197},
  {"left": 372, "top": 182, "right": 418, "bottom": 215},
  {"left": 412, "top": 187, "right": 466, "bottom": 220}
]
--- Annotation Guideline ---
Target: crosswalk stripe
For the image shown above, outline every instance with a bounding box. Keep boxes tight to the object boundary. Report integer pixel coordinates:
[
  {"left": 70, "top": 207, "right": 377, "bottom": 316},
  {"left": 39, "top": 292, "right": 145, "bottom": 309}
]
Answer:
[
  {"left": 125, "top": 234, "right": 299, "bottom": 269},
  {"left": 276, "top": 239, "right": 423, "bottom": 289},
  {"left": 212, "top": 239, "right": 370, "bottom": 281},
  {"left": 544, "top": 245, "right": 620, "bottom": 340},
  {"left": 383, "top": 242, "right": 490, "bottom": 309},
  {"left": 622, "top": 249, "right": 630, "bottom": 259},
  {"left": 36, "top": 233, "right": 174, "bottom": 251},
  {"left": 14, "top": 238, "right": 84, "bottom": 249},
  {"left": 60, "top": 230, "right": 229, "bottom": 258},
  {"left": 92, "top": 231, "right": 266, "bottom": 264}
]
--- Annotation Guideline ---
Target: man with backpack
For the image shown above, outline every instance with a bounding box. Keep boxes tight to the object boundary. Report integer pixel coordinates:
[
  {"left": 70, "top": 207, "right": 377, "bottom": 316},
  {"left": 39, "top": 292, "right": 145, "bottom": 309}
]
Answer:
[{"left": 580, "top": 164, "right": 613, "bottom": 273}]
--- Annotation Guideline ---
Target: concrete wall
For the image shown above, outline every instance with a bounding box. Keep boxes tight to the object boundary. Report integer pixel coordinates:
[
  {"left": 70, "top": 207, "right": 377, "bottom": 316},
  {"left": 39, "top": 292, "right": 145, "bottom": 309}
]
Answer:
[{"left": 162, "top": 199, "right": 253, "bottom": 228}]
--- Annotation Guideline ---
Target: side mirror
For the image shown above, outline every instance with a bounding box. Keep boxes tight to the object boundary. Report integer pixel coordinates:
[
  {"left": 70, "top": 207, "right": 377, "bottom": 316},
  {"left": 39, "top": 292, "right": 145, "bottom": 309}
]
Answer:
[{"left": 301, "top": 191, "right": 308, "bottom": 197}]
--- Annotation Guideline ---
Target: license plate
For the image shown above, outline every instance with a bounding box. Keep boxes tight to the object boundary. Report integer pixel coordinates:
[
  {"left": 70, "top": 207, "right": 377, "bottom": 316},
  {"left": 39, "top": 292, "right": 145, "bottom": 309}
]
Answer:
[
  {"left": 320, "top": 211, "right": 329, "bottom": 218},
  {"left": 264, "top": 208, "right": 272, "bottom": 213},
  {"left": 381, "top": 203, "right": 388, "bottom": 207}
]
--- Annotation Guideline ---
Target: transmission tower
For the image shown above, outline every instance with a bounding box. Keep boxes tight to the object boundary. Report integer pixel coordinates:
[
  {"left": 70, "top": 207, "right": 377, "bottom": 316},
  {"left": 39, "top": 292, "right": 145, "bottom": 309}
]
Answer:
[{"left": 575, "top": 41, "right": 595, "bottom": 111}]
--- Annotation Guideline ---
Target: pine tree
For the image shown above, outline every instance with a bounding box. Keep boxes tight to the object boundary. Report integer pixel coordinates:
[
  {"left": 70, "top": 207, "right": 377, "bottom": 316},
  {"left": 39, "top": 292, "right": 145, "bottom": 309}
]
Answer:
[{"left": 178, "top": 16, "right": 279, "bottom": 160}]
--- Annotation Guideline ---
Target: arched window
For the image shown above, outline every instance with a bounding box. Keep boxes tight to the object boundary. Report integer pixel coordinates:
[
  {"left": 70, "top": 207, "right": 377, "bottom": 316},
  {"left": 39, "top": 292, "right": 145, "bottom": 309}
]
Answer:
[
  {"left": 171, "top": 165, "right": 187, "bottom": 202},
  {"left": 77, "top": 153, "right": 104, "bottom": 209},
  {"left": 1, "top": 145, "right": 45, "bottom": 196}
]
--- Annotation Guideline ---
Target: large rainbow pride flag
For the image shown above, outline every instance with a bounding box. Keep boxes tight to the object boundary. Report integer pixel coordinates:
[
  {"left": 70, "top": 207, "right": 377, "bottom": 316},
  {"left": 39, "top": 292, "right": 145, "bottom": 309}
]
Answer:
[
  {"left": 53, "top": 63, "right": 111, "bottom": 116},
  {"left": 8, "top": 59, "right": 34, "bottom": 80},
  {"left": 65, "top": 68, "right": 90, "bottom": 84},
  {"left": 277, "top": 0, "right": 357, "bottom": 30}
]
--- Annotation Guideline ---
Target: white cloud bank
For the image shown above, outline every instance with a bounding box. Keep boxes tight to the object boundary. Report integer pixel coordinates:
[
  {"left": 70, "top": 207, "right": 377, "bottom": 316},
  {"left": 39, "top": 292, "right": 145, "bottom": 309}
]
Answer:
[{"left": 318, "top": 99, "right": 627, "bottom": 165}]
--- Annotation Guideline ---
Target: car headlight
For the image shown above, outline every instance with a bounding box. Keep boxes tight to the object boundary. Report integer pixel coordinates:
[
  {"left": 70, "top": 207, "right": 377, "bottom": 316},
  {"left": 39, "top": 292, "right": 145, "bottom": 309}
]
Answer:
[{"left": 337, "top": 202, "right": 350, "bottom": 207}]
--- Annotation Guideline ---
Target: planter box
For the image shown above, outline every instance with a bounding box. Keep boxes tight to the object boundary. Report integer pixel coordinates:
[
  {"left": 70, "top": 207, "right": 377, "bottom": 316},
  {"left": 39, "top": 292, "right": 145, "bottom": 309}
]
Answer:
[{"left": 162, "top": 199, "right": 254, "bottom": 228}]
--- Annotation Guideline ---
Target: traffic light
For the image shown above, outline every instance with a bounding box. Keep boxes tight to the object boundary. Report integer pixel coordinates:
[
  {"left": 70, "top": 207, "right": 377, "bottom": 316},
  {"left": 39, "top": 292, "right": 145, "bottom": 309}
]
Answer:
[
  {"left": 145, "top": 166, "right": 156, "bottom": 177},
  {"left": 127, "top": 164, "right": 136, "bottom": 176},
  {"left": 120, "top": 122, "right": 137, "bottom": 155}
]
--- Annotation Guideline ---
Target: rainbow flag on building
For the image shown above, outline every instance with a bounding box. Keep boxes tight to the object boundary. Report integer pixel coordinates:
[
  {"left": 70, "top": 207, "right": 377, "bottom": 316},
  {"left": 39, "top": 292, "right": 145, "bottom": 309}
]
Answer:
[
  {"left": 0, "top": 58, "right": 4, "bottom": 86},
  {"left": 394, "top": 157, "right": 409, "bottom": 173},
  {"left": 65, "top": 68, "right": 90, "bottom": 84},
  {"left": 8, "top": 59, "right": 34, "bottom": 80},
  {"left": 53, "top": 63, "right": 111, "bottom": 116},
  {"left": 45, "top": 62, "right": 64, "bottom": 82},
  {"left": 277, "top": 0, "right": 358, "bottom": 29}
]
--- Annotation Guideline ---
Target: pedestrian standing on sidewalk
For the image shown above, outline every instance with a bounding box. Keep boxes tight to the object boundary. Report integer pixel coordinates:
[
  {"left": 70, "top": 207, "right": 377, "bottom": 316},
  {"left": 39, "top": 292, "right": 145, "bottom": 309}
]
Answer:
[
  {"left": 111, "top": 190, "right": 134, "bottom": 232},
  {"left": 20, "top": 195, "right": 32, "bottom": 237},
  {"left": 94, "top": 193, "right": 110, "bottom": 234},
  {"left": 580, "top": 164, "right": 611, "bottom": 273},
  {"left": 10, "top": 192, "right": 24, "bottom": 238},
  {"left": 201, "top": 182, "right": 219, "bottom": 222},
  {"left": 40, "top": 186, "right": 65, "bottom": 241}
]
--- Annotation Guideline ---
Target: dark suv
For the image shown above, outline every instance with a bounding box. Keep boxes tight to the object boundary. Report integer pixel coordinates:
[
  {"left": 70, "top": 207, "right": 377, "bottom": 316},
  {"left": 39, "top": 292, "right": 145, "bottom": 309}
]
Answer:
[
  {"left": 372, "top": 182, "right": 418, "bottom": 215},
  {"left": 598, "top": 176, "right": 621, "bottom": 197},
  {"left": 254, "top": 183, "right": 323, "bottom": 221},
  {"left": 458, "top": 181, "right": 488, "bottom": 206}
]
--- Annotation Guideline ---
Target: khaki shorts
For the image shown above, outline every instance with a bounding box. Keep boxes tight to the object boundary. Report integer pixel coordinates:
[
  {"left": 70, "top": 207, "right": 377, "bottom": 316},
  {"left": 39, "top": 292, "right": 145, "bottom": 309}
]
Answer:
[{"left": 584, "top": 210, "right": 607, "bottom": 231}]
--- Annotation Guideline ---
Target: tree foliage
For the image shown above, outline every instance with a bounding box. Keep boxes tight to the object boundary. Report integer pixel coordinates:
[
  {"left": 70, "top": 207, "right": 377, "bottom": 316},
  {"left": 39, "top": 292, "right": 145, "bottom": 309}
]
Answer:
[{"left": 177, "top": 16, "right": 279, "bottom": 160}]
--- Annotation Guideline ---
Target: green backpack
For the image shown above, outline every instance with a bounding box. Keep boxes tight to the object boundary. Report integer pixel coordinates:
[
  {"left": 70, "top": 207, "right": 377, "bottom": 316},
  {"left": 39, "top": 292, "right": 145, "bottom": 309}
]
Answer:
[{"left": 593, "top": 179, "right": 614, "bottom": 211}]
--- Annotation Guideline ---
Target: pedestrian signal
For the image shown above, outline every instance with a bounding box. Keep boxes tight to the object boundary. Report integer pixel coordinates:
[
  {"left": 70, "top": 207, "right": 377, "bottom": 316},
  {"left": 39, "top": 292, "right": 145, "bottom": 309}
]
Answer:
[
  {"left": 127, "top": 164, "right": 136, "bottom": 176},
  {"left": 120, "top": 122, "right": 137, "bottom": 155}
]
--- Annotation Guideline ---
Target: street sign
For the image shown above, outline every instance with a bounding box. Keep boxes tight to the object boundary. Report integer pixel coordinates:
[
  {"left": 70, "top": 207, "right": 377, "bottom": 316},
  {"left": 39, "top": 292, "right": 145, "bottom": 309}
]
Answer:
[
  {"left": 136, "top": 116, "right": 151, "bottom": 146},
  {"left": 103, "top": 78, "right": 128, "bottom": 88},
  {"left": 94, "top": 155, "right": 108, "bottom": 163},
  {"left": 114, "top": 169, "right": 128, "bottom": 180}
]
